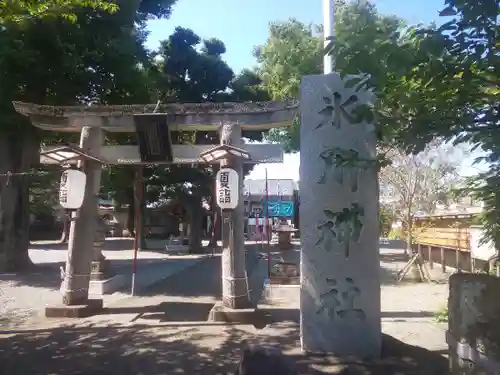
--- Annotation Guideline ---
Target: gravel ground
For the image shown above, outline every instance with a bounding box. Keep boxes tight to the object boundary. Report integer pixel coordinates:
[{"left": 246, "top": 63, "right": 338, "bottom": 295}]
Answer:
[
  {"left": 0, "top": 238, "right": 208, "bottom": 326},
  {"left": 0, "top": 244, "right": 451, "bottom": 374}
]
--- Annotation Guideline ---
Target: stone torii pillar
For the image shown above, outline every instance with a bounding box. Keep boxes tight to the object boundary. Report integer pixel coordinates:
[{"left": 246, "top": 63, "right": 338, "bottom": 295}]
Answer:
[
  {"left": 13, "top": 100, "right": 298, "bottom": 319},
  {"left": 59, "top": 126, "right": 104, "bottom": 313},
  {"left": 218, "top": 123, "right": 251, "bottom": 309}
]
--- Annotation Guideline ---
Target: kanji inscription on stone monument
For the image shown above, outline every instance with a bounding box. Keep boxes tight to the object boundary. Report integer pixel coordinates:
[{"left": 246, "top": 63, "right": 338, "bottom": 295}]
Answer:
[{"left": 300, "top": 73, "right": 381, "bottom": 358}]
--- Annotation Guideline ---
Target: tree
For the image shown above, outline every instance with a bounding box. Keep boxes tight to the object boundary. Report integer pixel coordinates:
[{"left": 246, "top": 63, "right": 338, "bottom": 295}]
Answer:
[
  {"left": 0, "top": 0, "right": 118, "bottom": 22},
  {"left": 379, "top": 141, "right": 464, "bottom": 253},
  {"left": 379, "top": 203, "right": 395, "bottom": 238},
  {"left": 1, "top": 0, "right": 174, "bottom": 23},
  {"left": 335, "top": 0, "right": 499, "bottom": 246},
  {"left": 256, "top": 0, "right": 405, "bottom": 152},
  {"left": 401, "top": 0, "right": 499, "bottom": 246},
  {"left": 0, "top": 0, "right": 176, "bottom": 271},
  {"left": 101, "top": 27, "right": 269, "bottom": 253}
]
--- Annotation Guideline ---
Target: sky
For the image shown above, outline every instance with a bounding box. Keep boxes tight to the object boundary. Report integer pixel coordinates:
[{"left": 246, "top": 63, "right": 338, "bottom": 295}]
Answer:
[{"left": 145, "top": 0, "right": 483, "bottom": 181}]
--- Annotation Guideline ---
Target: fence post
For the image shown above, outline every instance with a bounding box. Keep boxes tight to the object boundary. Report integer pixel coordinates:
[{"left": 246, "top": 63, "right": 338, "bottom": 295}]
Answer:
[
  {"left": 428, "top": 245, "right": 433, "bottom": 269},
  {"left": 441, "top": 247, "right": 446, "bottom": 273}
]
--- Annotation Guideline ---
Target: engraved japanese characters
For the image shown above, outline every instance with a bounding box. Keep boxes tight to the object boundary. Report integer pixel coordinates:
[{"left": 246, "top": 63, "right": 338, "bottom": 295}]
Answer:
[
  {"left": 316, "top": 204, "right": 364, "bottom": 258},
  {"left": 300, "top": 73, "right": 381, "bottom": 356},
  {"left": 316, "top": 277, "right": 366, "bottom": 321}
]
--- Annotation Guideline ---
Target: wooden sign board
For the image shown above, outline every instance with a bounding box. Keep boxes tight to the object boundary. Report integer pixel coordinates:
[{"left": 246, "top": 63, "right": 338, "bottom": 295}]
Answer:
[{"left": 134, "top": 115, "right": 173, "bottom": 163}]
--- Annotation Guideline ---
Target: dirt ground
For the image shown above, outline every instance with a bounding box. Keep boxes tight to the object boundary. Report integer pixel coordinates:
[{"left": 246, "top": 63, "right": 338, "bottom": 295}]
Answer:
[{"left": 0, "top": 246, "right": 450, "bottom": 374}]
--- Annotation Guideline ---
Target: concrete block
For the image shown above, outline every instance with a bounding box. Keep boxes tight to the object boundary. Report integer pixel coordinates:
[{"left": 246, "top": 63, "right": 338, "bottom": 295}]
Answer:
[
  {"left": 89, "top": 274, "right": 126, "bottom": 295},
  {"left": 208, "top": 302, "right": 269, "bottom": 327},
  {"left": 45, "top": 299, "right": 103, "bottom": 318}
]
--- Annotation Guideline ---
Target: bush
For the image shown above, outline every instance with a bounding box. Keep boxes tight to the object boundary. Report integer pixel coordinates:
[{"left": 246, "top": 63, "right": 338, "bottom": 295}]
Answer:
[
  {"left": 434, "top": 305, "right": 448, "bottom": 323},
  {"left": 387, "top": 228, "right": 404, "bottom": 240}
]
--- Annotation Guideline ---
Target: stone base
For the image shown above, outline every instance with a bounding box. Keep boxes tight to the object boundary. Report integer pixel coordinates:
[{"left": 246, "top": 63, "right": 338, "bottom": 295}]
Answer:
[
  {"left": 208, "top": 302, "right": 269, "bottom": 326},
  {"left": 262, "top": 283, "right": 300, "bottom": 304},
  {"left": 145, "top": 239, "right": 189, "bottom": 253},
  {"left": 275, "top": 241, "right": 294, "bottom": 250},
  {"left": 45, "top": 299, "right": 103, "bottom": 318},
  {"left": 90, "top": 259, "right": 110, "bottom": 281},
  {"left": 88, "top": 274, "right": 126, "bottom": 295},
  {"left": 269, "top": 276, "right": 300, "bottom": 285}
]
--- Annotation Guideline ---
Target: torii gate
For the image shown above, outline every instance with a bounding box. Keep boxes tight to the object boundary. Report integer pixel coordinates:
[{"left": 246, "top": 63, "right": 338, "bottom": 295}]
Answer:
[{"left": 13, "top": 100, "right": 297, "bottom": 318}]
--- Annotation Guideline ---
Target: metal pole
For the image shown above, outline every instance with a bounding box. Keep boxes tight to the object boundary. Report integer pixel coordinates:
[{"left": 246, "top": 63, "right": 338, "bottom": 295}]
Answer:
[
  {"left": 212, "top": 209, "right": 217, "bottom": 257},
  {"left": 131, "top": 165, "right": 143, "bottom": 296},
  {"left": 323, "top": 0, "right": 335, "bottom": 74},
  {"left": 265, "top": 168, "right": 271, "bottom": 278}
]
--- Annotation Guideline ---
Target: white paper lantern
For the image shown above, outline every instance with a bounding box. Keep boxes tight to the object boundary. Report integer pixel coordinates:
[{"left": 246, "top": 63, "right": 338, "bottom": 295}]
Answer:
[
  {"left": 215, "top": 168, "right": 239, "bottom": 210},
  {"left": 59, "top": 169, "right": 87, "bottom": 209}
]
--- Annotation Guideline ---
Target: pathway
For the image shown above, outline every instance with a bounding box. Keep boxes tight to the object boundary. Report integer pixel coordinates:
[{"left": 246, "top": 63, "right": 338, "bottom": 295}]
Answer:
[
  {"left": 379, "top": 245, "right": 449, "bottom": 352},
  {"left": 0, "top": 238, "right": 209, "bottom": 327}
]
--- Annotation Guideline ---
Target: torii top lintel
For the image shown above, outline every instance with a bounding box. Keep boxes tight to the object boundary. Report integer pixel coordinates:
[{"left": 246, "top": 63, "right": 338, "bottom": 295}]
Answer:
[{"left": 12, "top": 100, "right": 299, "bottom": 132}]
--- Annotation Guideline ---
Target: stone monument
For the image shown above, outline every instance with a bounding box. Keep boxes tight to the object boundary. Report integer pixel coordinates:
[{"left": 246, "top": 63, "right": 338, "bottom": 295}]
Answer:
[
  {"left": 299, "top": 73, "right": 381, "bottom": 358},
  {"left": 448, "top": 273, "right": 500, "bottom": 374}
]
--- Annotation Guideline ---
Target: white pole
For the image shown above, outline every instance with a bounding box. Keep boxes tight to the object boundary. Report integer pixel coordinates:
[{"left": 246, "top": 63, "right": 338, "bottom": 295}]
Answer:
[{"left": 323, "top": 0, "right": 335, "bottom": 74}]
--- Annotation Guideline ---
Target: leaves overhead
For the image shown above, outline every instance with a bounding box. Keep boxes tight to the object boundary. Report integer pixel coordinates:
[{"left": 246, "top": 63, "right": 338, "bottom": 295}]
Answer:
[
  {"left": 401, "top": 0, "right": 499, "bottom": 246},
  {"left": 255, "top": 1, "right": 407, "bottom": 151},
  {"left": 0, "top": 0, "right": 175, "bottom": 23},
  {"left": 0, "top": 0, "right": 118, "bottom": 23}
]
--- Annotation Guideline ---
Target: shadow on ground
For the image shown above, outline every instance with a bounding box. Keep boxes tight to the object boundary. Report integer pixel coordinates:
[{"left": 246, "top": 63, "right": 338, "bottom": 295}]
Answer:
[
  {"left": 379, "top": 240, "right": 406, "bottom": 249},
  {"left": 379, "top": 252, "right": 410, "bottom": 264},
  {"left": 0, "top": 315, "right": 448, "bottom": 375},
  {"left": 1, "top": 247, "right": 448, "bottom": 374},
  {"left": 135, "top": 250, "right": 261, "bottom": 299},
  {"left": 381, "top": 311, "right": 436, "bottom": 318},
  {"left": 379, "top": 263, "right": 400, "bottom": 286},
  {"left": 106, "top": 301, "right": 216, "bottom": 323},
  {"left": 29, "top": 238, "right": 135, "bottom": 251},
  {"left": 0, "top": 258, "right": 191, "bottom": 291}
]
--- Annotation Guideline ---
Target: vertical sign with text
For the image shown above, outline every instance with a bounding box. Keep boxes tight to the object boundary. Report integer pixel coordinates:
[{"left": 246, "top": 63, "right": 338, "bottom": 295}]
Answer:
[{"left": 216, "top": 168, "right": 239, "bottom": 210}]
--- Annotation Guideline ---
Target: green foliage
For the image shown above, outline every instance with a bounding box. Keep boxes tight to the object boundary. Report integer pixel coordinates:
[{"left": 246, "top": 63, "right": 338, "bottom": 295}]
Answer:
[
  {"left": 387, "top": 228, "right": 404, "bottom": 240},
  {"left": 256, "top": 0, "right": 500, "bottom": 251},
  {"left": 0, "top": 0, "right": 174, "bottom": 23},
  {"left": 434, "top": 305, "right": 448, "bottom": 323},
  {"left": 0, "top": 0, "right": 177, "bottom": 269},
  {"left": 401, "top": 0, "right": 499, "bottom": 246},
  {"left": 115, "top": 26, "right": 270, "bottom": 210},
  {"left": 255, "top": 1, "right": 407, "bottom": 151},
  {"left": 379, "top": 204, "right": 394, "bottom": 237},
  {"left": 0, "top": 0, "right": 118, "bottom": 23},
  {"left": 254, "top": 19, "right": 322, "bottom": 100}
]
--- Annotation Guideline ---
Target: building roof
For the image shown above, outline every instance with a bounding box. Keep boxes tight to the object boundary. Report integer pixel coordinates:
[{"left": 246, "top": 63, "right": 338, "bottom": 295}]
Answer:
[{"left": 244, "top": 179, "right": 296, "bottom": 197}]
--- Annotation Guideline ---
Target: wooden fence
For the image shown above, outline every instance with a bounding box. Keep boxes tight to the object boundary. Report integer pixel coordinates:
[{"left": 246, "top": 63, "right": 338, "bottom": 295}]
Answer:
[
  {"left": 415, "top": 226, "right": 470, "bottom": 251},
  {"left": 412, "top": 214, "right": 489, "bottom": 272}
]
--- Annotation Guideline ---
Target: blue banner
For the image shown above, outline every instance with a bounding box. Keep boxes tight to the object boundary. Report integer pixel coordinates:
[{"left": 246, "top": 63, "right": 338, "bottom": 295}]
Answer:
[{"left": 263, "top": 200, "right": 294, "bottom": 217}]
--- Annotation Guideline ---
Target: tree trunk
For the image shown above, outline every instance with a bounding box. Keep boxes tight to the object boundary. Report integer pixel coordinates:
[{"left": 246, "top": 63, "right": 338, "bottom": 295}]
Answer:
[
  {"left": 187, "top": 200, "right": 203, "bottom": 253},
  {"left": 125, "top": 186, "right": 135, "bottom": 236},
  {"left": 209, "top": 209, "right": 222, "bottom": 247},
  {"left": 0, "top": 131, "right": 38, "bottom": 272},
  {"left": 208, "top": 181, "right": 218, "bottom": 247},
  {"left": 57, "top": 212, "right": 70, "bottom": 244},
  {"left": 406, "top": 212, "right": 413, "bottom": 256}
]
